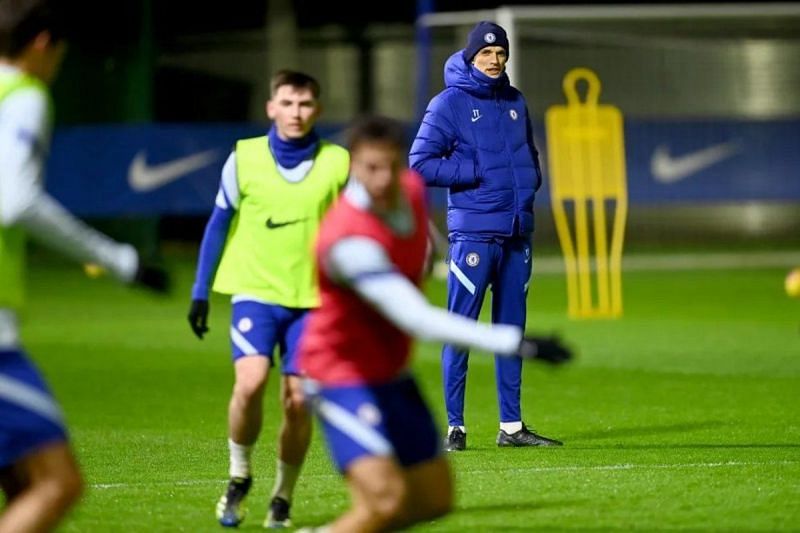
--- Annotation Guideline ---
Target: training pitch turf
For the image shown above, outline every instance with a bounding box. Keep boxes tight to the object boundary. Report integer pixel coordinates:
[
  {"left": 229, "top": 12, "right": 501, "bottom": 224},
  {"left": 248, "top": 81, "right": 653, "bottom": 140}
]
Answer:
[{"left": 19, "top": 253, "right": 800, "bottom": 531}]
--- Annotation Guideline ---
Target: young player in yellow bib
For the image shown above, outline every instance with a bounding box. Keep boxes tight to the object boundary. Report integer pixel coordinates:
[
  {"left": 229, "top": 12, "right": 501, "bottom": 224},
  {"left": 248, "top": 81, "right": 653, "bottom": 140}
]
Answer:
[{"left": 187, "top": 70, "right": 349, "bottom": 528}]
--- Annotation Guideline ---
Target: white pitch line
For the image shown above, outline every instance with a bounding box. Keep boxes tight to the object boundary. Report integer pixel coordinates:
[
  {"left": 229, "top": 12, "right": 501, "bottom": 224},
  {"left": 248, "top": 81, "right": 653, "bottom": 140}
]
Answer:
[
  {"left": 463, "top": 459, "right": 800, "bottom": 476},
  {"left": 90, "top": 479, "right": 227, "bottom": 490},
  {"left": 89, "top": 460, "right": 799, "bottom": 490}
]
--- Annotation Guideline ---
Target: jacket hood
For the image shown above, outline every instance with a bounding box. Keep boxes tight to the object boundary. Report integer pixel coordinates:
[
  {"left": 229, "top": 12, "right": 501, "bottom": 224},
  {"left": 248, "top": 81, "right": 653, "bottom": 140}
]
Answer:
[{"left": 444, "top": 50, "right": 509, "bottom": 97}]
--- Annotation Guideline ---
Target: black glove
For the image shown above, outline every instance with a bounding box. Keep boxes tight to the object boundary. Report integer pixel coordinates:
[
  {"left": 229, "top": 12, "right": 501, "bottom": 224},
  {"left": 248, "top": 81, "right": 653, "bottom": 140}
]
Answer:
[
  {"left": 133, "top": 264, "right": 170, "bottom": 294},
  {"left": 188, "top": 299, "right": 209, "bottom": 339},
  {"left": 518, "top": 335, "right": 573, "bottom": 365}
]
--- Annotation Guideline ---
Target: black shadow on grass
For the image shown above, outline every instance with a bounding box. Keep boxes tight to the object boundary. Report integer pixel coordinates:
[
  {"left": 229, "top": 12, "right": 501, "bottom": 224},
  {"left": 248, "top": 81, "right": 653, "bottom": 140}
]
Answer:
[
  {"left": 456, "top": 498, "right": 586, "bottom": 515},
  {"left": 284, "top": 501, "right": 586, "bottom": 531},
  {"left": 444, "top": 500, "right": 589, "bottom": 532},
  {"left": 567, "top": 420, "right": 727, "bottom": 440}
]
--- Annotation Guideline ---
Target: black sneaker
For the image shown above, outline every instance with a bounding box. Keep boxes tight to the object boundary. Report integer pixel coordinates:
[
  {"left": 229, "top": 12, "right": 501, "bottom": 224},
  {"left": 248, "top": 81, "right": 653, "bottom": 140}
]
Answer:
[
  {"left": 263, "top": 496, "right": 292, "bottom": 529},
  {"left": 216, "top": 476, "right": 252, "bottom": 527},
  {"left": 496, "top": 424, "right": 563, "bottom": 447},
  {"left": 443, "top": 428, "right": 467, "bottom": 452}
]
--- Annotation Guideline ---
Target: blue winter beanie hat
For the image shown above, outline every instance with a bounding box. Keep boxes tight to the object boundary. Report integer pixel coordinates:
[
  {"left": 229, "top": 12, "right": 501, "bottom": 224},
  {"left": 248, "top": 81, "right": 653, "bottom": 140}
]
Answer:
[{"left": 462, "top": 21, "right": 509, "bottom": 62}]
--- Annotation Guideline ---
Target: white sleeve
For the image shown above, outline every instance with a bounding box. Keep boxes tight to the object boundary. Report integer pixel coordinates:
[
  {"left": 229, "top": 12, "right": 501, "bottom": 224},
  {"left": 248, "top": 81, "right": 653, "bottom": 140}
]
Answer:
[
  {"left": 19, "top": 195, "right": 139, "bottom": 281},
  {"left": 326, "top": 237, "right": 523, "bottom": 355},
  {"left": 0, "top": 89, "right": 138, "bottom": 282},
  {"left": 215, "top": 151, "right": 239, "bottom": 210},
  {"left": 0, "top": 89, "right": 48, "bottom": 224}
]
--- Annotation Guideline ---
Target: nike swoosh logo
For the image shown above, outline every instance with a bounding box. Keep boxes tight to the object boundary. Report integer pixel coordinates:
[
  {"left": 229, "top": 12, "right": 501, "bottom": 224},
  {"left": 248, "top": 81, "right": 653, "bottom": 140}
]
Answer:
[
  {"left": 265, "top": 217, "right": 306, "bottom": 229},
  {"left": 471, "top": 115, "right": 483, "bottom": 123},
  {"left": 128, "top": 149, "right": 220, "bottom": 192},
  {"left": 651, "top": 141, "right": 739, "bottom": 184}
]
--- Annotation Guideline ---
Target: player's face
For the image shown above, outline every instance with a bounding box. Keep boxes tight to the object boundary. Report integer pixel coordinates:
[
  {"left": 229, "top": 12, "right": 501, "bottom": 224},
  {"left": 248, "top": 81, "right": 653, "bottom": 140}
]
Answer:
[
  {"left": 472, "top": 46, "right": 507, "bottom": 78},
  {"left": 40, "top": 40, "right": 66, "bottom": 84},
  {"left": 267, "top": 85, "right": 320, "bottom": 140},
  {"left": 27, "top": 31, "right": 66, "bottom": 84},
  {"left": 350, "top": 141, "right": 403, "bottom": 209}
]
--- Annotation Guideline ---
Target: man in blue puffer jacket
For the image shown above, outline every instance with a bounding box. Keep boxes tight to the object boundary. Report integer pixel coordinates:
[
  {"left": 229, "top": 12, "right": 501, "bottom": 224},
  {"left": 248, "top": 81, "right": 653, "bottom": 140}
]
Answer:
[{"left": 410, "top": 21, "right": 563, "bottom": 451}]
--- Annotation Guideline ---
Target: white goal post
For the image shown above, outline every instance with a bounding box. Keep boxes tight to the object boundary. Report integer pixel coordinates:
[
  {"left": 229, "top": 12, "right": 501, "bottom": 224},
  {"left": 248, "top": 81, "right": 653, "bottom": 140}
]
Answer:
[{"left": 417, "top": 3, "right": 800, "bottom": 86}]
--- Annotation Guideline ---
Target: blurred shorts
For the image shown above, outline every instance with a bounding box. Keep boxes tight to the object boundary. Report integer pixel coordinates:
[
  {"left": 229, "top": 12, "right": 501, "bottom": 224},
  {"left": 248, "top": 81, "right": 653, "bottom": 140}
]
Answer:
[
  {"left": 308, "top": 374, "right": 441, "bottom": 472},
  {"left": 0, "top": 349, "right": 67, "bottom": 468}
]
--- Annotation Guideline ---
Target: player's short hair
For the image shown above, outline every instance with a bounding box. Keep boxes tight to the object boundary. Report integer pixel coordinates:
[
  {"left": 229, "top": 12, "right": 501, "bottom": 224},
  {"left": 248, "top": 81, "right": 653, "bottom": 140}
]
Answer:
[
  {"left": 346, "top": 115, "right": 408, "bottom": 154},
  {"left": 0, "top": 0, "right": 64, "bottom": 58},
  {"left": 269, "top": 70, "right": 321, "bottom": 99}
]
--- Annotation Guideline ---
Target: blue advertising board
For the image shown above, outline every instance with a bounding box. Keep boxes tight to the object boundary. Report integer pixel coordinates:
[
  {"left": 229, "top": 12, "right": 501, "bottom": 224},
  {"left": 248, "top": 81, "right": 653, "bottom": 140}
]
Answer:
[{"left": 45, "top": 119, "right": 799, "bottom": 216}]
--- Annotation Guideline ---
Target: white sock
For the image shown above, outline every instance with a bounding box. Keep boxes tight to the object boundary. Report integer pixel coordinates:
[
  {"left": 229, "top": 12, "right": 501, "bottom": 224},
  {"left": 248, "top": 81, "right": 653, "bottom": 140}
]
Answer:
[
  {"left": 271, "top": 460, "right": 302, "bottom": 501},
  {"left": 448, "top": 425, "right": 466, "bottom": 435},
  {"left": 500, "top": 421, "right": 523, "bottom": 434},
  {"left": 228, "top": 439, "right": 253, "bottom": 479}
]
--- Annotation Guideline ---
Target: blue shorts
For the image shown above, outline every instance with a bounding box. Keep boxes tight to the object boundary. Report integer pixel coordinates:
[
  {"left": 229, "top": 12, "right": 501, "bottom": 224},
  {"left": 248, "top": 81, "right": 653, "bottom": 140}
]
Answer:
[
  {"left": 230, "top": 299, "right": 309, "bottom": 375},
  {"left": 308, "top": 375, "right": 441, "bottom": 472},
  {"left": 0, "top": 350, "right": 67, "bottom": 468}
]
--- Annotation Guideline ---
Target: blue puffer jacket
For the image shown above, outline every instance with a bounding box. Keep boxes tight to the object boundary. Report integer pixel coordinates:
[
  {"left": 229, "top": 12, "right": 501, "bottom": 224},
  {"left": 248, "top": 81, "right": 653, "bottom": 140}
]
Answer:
[{"left": 410, "top": 51, "right": 542, "bottom": 238}]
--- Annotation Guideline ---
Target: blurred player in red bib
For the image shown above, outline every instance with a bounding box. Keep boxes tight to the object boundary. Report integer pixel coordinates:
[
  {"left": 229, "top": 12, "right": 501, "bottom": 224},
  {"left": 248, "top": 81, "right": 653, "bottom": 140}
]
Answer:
[{"left": 298, "top": 116, "right": 558, "bottom": 532}]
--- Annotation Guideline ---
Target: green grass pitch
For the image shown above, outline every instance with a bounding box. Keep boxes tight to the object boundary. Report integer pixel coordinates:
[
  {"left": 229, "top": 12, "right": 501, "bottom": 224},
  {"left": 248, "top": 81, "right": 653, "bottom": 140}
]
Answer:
[{"left": 18, "top": 253, "right": 800, "bottom": 531}]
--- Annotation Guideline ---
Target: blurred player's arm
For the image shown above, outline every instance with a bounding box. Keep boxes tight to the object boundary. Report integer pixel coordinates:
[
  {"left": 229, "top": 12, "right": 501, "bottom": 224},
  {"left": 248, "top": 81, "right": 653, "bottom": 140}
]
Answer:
[
  {"left": 408, "top": 95, "right": 479, "bottom": 188},
  {"left": 326, "top": 236, "right": 522, "bottom": 355},
  {"left": 327, "top": 237, "right": 572, "bottom": 363},
  {"left": 0, "top": 89, "right": 164, "bottom": 288},
  {"left": 188, "top": 151, "right": 238, "bottom": 339}
]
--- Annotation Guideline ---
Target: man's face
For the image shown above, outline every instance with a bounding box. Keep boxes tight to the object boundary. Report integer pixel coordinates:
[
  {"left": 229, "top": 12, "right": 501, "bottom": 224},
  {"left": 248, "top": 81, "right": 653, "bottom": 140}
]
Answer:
[
  {"left": 40, "top": 39, "right": 66, "bottom": 84},
  {"left": 350, "top": 141, "right": 403, "bottom": 208},
  {"left": 25, "top": 31, "right": 66, "bottom": 85},
  {"left": 266, "top": 85, "right": 320, "bottom": 140},
  {"left": 472, "top": 45, "right": 507, "bottom": 78}
]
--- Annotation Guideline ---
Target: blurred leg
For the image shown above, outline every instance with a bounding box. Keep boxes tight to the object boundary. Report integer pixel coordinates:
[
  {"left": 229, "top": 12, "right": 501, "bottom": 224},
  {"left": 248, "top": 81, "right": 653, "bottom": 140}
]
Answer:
[
  {"left": 400, "top": 456, "right": 453, "bottom": 526},
  {"left": 0, "top": 442, "right": 83, "bottom": 533},
  {"left": 329, "top": 456, "right": 407, "bottom": 533}
]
